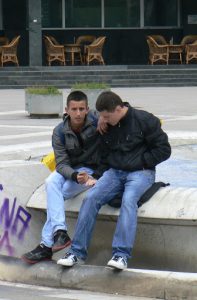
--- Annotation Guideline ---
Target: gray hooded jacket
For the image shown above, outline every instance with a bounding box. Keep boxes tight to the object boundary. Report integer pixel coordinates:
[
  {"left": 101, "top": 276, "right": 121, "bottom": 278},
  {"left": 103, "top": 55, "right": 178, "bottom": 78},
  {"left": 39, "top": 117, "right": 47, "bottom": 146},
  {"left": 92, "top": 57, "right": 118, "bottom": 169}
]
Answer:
[{"left": 52, "top": 114, "right": 100, "bottom": 180}]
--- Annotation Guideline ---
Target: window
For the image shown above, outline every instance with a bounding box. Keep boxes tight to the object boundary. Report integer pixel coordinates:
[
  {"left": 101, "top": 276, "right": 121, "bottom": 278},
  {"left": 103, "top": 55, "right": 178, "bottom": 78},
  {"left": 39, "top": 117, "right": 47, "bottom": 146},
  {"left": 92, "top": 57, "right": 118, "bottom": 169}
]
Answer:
[
  {"left": 42, "top": 0, "right": 62, "bottom": 28},
  {"left": 41, "top": 0, "right": 179, "bottom": 28},
  {"left": 65, "top": 0, "right": 101, "bottom": 28},
  {"left": 104, "top": 0, "right": 140, "bottom": 27},
  {"left": 144, "top": 0, "right": 178, "bottom": 27}
]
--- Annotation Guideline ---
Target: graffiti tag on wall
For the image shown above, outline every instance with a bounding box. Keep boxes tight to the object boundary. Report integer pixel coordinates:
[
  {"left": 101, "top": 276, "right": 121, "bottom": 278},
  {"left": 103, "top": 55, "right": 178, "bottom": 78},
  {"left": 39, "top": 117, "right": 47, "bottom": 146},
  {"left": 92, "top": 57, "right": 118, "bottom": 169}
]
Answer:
[{"left": 0, "top": 184, "right": 31, "bottom": 256}]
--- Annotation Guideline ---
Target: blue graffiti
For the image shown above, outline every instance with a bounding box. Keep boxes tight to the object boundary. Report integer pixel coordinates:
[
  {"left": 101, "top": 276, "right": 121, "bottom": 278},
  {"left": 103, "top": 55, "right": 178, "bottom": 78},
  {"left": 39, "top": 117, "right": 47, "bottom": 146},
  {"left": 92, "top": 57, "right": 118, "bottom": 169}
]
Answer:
[{"left": 0, "top": 184, "right": 31, "bottom": 255}]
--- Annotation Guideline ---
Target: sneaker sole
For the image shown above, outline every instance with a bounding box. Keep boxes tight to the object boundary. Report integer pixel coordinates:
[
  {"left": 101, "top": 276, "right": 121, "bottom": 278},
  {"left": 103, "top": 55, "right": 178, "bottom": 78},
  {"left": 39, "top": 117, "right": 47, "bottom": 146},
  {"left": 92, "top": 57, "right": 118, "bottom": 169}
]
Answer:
[
  {"left": 21, "top": 255, "right": 52, "bottom": 265},
  {"left": 52, "top": 240, "right": 71, "bottom": 253}
]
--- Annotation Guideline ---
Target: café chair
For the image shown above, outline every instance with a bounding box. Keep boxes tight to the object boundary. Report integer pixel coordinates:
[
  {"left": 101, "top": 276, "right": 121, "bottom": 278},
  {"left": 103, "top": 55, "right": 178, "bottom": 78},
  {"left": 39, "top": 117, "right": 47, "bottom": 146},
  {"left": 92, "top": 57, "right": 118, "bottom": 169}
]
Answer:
[
  {"left": 76, "top": 35, "right": 96, "bottom": 63},
  {"left": 180, "top": 35, "right": 197, "bottom": 63},
  {"left": 148, "top": 35, "right": 184, "bottom": 64},
  {"left": 148, "top": 35, "right": 168, "bottom": 45},
  {"left": 181, "top": 35, "right": 197, "bottom": 46},
  {"left": 1, "top": 35, "right": 20, "bottom": 66},
  {"left": 185, "top": 40, "right": 197, "bottom": 64},
  {"left": 47, "top": 35, "right": 60, "bottom": 46},
  {"left": 85, "top": 36, "right": 106, "bottom": 65},
  {"left": 44, "top": 35, "right": 65, "bottom": 66},
  {"left": 146, "top": 36, "right": 169, "bottom": 65},
  {"left": 76, "top": 35, "right": 96, "bottom": 45},
  {"left": 0, "top": 37, "right": 9, "bottom": 46}
]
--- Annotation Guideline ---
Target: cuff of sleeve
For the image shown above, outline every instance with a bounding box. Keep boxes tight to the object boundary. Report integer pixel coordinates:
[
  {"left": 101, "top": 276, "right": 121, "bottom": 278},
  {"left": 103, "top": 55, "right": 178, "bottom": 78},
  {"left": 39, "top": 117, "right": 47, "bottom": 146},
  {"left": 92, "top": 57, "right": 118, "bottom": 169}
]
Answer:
[{"left": 71, "top": 172, "right": 79, "bottom": 183}]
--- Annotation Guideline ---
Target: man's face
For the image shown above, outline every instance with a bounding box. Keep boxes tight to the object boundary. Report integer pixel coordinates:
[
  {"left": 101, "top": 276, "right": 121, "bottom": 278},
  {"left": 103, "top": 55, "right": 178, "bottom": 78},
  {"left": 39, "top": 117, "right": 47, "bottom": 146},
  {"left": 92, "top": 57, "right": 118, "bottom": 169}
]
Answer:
[
  {"left": 99, "top": 106, "right": 121, "bottom": 126},
  {"left": 66, "top": 100, "right": 89, "bottom": 127}
]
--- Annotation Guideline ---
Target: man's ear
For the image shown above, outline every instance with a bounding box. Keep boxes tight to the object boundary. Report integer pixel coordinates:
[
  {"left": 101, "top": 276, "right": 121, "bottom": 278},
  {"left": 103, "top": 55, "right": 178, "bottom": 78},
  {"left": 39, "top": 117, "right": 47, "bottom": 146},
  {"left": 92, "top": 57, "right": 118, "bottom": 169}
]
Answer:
[
  {"left": 116, "top": 105, "right": 122, "bottom": 113},
  {"left": 64, "top": 107, "right": 68, "bottom": 113}
]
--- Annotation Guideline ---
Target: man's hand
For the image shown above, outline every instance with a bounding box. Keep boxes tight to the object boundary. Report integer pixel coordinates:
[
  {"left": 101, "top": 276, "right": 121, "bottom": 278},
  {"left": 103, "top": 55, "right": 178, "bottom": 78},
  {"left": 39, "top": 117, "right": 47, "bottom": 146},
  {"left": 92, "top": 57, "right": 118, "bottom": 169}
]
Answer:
[
  {"left": 77, "top": 171, "right": 89, "bottom": 184},
  {"left": 97, "top": 116, "right": 108, "bottom": 134},
  {"left": 85, "top": 177, "right": 97, "bottom": 186}
]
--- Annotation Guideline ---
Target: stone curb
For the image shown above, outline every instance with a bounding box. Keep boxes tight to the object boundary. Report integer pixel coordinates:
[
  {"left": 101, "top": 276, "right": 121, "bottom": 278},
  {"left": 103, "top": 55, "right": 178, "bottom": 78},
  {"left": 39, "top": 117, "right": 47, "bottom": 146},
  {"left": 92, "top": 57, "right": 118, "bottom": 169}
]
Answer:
[{"left": 0, "top": 255, "right": 197, "bottom": 299}]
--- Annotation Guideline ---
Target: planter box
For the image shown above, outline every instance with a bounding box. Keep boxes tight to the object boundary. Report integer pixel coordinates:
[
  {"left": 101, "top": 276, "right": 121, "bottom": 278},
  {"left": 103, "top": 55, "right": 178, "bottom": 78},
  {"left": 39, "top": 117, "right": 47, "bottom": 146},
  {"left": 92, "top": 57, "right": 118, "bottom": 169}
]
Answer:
[{"left": 25, "top": 92, "right": 63, "bottom": 117}]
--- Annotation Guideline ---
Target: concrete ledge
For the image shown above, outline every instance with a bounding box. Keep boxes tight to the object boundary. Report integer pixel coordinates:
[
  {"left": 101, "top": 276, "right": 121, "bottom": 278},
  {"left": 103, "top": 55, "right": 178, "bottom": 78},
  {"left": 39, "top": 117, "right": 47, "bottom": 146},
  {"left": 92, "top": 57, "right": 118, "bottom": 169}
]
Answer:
[
  {"left": 1, "top": 161, "right": 197, "bottom": 272},
  {"left": 27, "top": 184, "right": 197, "bottom": 222},
  {"left": 1, "top": 255, "right": 197, "bottom": 299}
]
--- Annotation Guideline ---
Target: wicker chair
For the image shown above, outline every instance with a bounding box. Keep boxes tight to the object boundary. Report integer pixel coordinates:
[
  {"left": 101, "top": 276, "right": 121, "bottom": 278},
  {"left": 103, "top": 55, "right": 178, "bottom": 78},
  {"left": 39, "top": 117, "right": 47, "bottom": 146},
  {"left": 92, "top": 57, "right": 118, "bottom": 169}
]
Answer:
[
  {"left": 85, "top": 36, "right": 106, "bottom": 65},
  {"left": 148, "top": 35, "right": 168, "bottom": 45},
  {"left": 76, "top": 35, "right": 96, "bottom": 45},
  {"left": 0, "top": 37, "right": 9, "bottom": 46},
  {"left": 76, "top": 35, "right": 96, "bottom": 63},
  {"left": 146, "top": 36, "right": 169, "bottom": 65},
  {"left": 181, "top": 35, "right": 197, "bottom": 46},
  {"left": 185, "top": 41, "right": 197, "bottom": 64},
  {"left": 0, "top": 37, "right": 9, "bottom": 62},
  {"left": 47, "top": 35, "right": 60, "bottom": 45},
  {"left": 44, "top": 35, "right": 65, "bottom": 66},
  {"left": 1, "top": 36, "right": 20, "bottom": 66},
  {"left": 180, "top": 35, "right": 197, "bottom": 64}
]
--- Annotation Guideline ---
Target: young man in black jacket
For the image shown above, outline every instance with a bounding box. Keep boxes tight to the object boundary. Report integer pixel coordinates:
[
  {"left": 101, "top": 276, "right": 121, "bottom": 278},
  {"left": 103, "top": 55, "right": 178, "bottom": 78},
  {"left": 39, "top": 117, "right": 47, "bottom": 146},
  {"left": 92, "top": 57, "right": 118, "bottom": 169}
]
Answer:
[
  {"left": 22, "top": 91, "right": 101, "bottom": 264},
  {"left": 57, "top": 91, "right": 171, "bottom": 270}
]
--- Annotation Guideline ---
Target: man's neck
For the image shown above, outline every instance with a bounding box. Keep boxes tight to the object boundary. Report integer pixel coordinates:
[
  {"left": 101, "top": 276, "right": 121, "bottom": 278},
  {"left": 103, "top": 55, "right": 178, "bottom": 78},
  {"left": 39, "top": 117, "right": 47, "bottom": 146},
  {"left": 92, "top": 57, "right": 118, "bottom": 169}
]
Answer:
[{"left": 70, "top": 122, "right": 84, "bottom": 133}]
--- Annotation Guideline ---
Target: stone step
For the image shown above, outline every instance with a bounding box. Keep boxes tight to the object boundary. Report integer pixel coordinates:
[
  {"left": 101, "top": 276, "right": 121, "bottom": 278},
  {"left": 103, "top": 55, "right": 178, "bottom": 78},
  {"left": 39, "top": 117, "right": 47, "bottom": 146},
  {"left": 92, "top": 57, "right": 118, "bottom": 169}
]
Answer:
[{"left": 0, "top": 65, "right": 197, "bottom": 88}]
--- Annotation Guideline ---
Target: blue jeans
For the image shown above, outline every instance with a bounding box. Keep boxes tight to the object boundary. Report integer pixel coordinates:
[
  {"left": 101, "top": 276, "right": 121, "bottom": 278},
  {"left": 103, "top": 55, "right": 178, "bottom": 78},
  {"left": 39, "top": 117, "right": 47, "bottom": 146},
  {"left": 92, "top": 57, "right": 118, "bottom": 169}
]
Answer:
[
  {"left": 70, "top": 168, "right": 155, "bottom": 260},
  {"left": 41, "top": 167, "right": 93, "bottom": 247}
]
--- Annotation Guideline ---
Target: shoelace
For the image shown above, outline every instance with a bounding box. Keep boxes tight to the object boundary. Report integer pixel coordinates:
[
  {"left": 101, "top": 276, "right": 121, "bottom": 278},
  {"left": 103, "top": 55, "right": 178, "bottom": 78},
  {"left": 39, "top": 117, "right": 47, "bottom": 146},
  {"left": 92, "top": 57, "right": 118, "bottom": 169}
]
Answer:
[{"left": 113, "top": 256, "right": 126, "bottom": 264}]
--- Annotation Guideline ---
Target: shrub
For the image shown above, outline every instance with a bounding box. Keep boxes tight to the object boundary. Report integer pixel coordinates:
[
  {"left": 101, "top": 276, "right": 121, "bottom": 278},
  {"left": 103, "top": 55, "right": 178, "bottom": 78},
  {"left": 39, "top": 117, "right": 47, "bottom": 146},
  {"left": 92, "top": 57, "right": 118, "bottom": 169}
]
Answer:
[{"left": 26, "top": 86, "right": 61, "bottom": 95}]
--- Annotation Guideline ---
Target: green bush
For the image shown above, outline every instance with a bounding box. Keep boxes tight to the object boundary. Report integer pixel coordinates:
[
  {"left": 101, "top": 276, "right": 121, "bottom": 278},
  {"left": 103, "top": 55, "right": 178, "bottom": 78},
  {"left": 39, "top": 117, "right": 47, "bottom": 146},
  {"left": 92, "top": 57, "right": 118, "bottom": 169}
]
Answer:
[
  {"left": 26, "top": 86, "right": 61, "bottom": 95},
  {"left": 72, "top": 82, "right": 110, "bottom": 89}
]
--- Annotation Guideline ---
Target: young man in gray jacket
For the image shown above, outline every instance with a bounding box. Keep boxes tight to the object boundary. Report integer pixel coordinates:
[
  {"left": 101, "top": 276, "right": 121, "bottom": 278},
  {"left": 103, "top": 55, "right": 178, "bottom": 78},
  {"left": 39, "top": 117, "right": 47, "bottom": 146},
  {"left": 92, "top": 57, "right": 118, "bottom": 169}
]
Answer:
[
  {"left": 22, "top": 90, "right": 101, "bottom": 264},
  {"left": 57, "top": 91, "right": 171, "bottom": 270}
]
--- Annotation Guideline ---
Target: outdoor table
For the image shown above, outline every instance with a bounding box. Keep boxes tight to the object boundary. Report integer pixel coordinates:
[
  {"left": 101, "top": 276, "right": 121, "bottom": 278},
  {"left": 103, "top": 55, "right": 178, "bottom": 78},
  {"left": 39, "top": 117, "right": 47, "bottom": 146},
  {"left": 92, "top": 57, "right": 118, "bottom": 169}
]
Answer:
[
  {"left": 64, "top": 43, "right": 83, "bottom": 65},
  {"left": 168, "top": 44, "right": 185, "bottom": 64}
]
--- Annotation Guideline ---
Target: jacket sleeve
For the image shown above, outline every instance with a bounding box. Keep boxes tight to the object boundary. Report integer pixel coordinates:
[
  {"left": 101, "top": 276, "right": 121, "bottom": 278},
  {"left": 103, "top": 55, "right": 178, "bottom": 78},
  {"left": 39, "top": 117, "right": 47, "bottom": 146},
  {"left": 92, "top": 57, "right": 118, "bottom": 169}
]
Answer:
[
  {"left": 52, "top": 126, "right": 76, "bottom": 180},
  {"left": 91, "top": 136, "right": 110, "bottom": 178},
  {"left": 141, "top": 114, "right": 171, "bottom": 168}
]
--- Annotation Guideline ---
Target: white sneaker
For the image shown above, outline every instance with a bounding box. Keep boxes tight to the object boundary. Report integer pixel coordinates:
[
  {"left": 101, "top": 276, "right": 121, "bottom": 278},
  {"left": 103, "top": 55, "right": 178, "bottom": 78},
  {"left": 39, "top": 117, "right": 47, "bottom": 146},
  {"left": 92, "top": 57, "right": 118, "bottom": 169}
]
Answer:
[
  {"left": 107, "top": 255, "right": 127, "bottom": 270},
  {"left": 57, "top": 252, "right": 84, "bottom": 267}
]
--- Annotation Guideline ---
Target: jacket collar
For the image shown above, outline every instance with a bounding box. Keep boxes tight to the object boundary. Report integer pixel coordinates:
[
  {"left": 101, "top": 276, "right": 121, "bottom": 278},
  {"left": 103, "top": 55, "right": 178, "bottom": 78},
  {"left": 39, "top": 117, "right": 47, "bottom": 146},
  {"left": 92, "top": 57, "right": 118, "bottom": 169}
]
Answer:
[{"left": 62, "top": 114, "right": 94, "bottom": 133}]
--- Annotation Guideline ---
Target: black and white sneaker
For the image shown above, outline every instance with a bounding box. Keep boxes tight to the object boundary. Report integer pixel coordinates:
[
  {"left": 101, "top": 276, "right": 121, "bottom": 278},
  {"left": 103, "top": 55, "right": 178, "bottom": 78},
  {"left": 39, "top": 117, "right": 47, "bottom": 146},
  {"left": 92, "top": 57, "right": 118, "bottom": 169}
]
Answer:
[
  {"left": 107, "top": 255, "right": 127, "bottom": 270},
  {"left": 57, "top": 252, "right": 84, "bottom": 267}
]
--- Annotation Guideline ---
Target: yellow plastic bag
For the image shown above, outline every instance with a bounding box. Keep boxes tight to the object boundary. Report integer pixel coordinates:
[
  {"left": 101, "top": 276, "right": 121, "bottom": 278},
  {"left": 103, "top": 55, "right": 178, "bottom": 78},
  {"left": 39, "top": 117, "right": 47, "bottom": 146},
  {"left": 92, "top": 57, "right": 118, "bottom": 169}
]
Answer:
[{"left": 41, "top": 151, "right": 56, "bottom": 172}]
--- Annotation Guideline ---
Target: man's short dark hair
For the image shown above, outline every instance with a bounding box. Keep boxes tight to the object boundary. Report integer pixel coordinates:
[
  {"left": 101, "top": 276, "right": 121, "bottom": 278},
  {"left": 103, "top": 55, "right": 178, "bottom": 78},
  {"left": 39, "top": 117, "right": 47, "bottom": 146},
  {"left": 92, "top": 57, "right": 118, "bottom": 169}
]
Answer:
[
  {"left": 96, "top": 91, "right": 123, "bottom": 112},
  {"left": 67, "top": 90, "right": 88, "bottom": 106}
]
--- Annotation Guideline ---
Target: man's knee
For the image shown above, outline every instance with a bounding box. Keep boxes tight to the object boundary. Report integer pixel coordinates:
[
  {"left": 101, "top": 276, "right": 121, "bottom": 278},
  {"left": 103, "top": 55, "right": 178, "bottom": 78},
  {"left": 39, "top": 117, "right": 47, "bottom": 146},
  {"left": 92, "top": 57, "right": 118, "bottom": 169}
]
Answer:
[
  {"left": 45, "top": 171, "right": 63, "bottom": 187},
  {"left": 122, "top": 193, "right": 139, "bottom": 210}
]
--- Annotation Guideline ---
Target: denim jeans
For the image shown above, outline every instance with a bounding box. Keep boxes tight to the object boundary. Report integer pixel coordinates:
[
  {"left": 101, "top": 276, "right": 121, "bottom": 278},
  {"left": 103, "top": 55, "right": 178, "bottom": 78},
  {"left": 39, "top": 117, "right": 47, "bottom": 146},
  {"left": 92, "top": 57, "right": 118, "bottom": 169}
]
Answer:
[
  {"left": 41, "top": 167, "right": 93, "bottom": 247},
  {"left": 70, "top": 168, "right": 155, "bottom": 260}
]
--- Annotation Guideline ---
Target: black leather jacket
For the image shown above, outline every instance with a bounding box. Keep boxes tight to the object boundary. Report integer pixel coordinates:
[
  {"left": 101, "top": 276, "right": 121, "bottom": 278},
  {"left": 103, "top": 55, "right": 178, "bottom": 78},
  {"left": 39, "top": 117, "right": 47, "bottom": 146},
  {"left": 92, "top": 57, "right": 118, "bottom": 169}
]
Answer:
[{"left": 95, "top": 105, "right": 171, "bottom": 176}]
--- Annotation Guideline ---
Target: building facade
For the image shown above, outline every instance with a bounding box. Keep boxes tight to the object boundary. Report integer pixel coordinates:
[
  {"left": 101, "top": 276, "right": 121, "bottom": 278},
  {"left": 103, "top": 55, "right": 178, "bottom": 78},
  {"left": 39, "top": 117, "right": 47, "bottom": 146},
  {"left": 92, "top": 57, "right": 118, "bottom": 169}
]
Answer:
[{"left": 0, "top": 0, "right": 197, "bottom": 66}]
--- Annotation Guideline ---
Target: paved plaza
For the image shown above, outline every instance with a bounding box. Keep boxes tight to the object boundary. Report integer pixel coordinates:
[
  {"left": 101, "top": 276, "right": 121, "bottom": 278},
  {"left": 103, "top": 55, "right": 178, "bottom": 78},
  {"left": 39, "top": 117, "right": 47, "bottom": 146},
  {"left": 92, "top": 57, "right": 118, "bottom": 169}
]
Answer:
[
  {"left": 0, "top": 87, "right": 197, "bottom": 299},
  {"left": 0, "top": 87, "right": 196, "bottom": 187}
]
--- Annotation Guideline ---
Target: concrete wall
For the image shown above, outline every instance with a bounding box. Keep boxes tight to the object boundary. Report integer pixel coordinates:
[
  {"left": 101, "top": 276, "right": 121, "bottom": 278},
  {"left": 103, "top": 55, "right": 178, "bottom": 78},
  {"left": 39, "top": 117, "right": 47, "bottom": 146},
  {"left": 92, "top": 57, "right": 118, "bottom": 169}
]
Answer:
[
  {"left": 1, "top": 160, "right": 196, "bottom": 272},
  {"left": 0, "top": 162, "right": 48, "bottom": 258}
]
